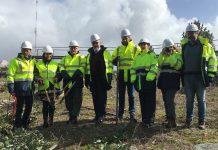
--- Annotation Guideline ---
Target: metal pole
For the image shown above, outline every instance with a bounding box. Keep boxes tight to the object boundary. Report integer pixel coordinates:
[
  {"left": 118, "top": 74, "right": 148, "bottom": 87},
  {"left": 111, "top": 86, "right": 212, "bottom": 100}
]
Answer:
[{"left": 35, "top": 0, "right": 38, "bottom": 55}]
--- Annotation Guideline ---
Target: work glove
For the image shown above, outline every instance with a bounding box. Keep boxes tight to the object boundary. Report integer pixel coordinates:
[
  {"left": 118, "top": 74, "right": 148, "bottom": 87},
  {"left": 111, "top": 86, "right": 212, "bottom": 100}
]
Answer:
[
  {"left": 71, "top": 69, "right": 83, "bottom": 83},
  {"left": 61, "top": 70, "right": 71, "bottom": 82},
  {"left": 37, "top": 78, "right": 44, "bottom": 85},
  {"left": 85, "top": 75, "right": 90, "bottom": 88},
  {"left": 7, "top": 83, "right": 15, "bottom": 96},
  {"left": 112, "top": 56, "right": 120, "bottom": 66}
]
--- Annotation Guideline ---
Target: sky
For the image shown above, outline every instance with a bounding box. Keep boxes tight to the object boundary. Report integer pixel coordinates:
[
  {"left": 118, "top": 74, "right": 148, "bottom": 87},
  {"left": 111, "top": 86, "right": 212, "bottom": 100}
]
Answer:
[{"left": 0, "top": 0, "right": 218, "bottom": 60}]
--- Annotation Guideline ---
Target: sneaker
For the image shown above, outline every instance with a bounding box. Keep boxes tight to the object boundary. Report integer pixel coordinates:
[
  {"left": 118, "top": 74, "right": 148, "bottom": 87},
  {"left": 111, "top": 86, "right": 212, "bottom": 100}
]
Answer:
[
  {"left": 185, "top": 119, "right": 192, "bottom": 128},
  {"left": 198, "top": 122, "right": 206, "bottom": 130}
]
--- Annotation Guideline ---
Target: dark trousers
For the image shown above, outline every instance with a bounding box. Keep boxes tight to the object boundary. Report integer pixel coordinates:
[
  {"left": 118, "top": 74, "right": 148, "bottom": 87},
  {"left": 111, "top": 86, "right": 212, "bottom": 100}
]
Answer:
[
  {"left": 118, "top": 73, "right": 135, "bottom": 116},
  {"left": 65, "top": 88, "right": 83, "bottom": 118},
  {"left": 91, "top": 81, "right": 107, "bottom": 119},
  {"left": 42, "top": 96, "right": 55, "bottom": 124},
  {"left": 14, "top": 96, "right": 33, "bottom": 128},
  {"left": 161, "top": 89, "right": 177, "bottom": 121},
  {"left": 139, "top": 88, "right": 156, "bottom": 124}
]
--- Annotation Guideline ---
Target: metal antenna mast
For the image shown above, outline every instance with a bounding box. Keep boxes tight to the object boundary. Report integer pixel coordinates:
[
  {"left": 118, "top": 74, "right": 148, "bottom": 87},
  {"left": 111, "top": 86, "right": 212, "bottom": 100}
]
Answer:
[{"left": 35, "top": 0, "right": 38, "bottom": 55}]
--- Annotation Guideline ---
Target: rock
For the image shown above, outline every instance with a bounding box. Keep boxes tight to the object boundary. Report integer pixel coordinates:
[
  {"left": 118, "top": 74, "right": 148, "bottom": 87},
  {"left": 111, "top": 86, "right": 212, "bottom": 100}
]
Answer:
[{"left": 194, "top": 143, "right": 218, "bottom": 150}]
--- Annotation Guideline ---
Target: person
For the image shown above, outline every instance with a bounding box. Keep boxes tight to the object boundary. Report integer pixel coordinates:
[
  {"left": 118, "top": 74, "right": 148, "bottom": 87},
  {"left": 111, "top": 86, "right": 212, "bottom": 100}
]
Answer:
[
  {"left": 34, "top": 45, "right": 62, "bottom": 128},
  {"left": 181, "top": 23, "right": 217, "bottom": 130},
  {"left": 7, "top": 41, "right": 35, "bottom": 130},
  {"left": 130, "top": 38, "right": 158, "bottom": 127},
  {"left": 85, "top": 34, "right": 113, "bottom": 124},
  {"left": 157, "top": 39, "right": 183, "bottom": 128},
  {"left": 59, "top": 41, "right": 86, "bottom": 124},
  {"left": 112, "top": 29, "right": 141, "bottom": 122}
]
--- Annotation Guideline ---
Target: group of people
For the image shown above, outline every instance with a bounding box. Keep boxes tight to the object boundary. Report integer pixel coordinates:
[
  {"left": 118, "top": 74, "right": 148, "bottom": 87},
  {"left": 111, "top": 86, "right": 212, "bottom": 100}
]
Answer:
[{"left": 7, "top": 23, "right": 217, "bottom": 130}]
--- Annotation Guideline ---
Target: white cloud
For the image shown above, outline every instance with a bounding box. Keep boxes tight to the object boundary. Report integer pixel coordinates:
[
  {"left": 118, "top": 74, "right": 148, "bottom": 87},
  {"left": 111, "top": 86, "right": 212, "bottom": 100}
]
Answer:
[{"left": 0, "top": 0, "right": 217, "bottom": 60}]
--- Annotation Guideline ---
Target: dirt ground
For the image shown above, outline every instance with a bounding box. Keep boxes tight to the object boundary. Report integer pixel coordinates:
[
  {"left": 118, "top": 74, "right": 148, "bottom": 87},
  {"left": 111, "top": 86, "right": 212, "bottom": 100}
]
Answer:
[{"left": 0, "top": 79, "right": 218, "bottom": 149}]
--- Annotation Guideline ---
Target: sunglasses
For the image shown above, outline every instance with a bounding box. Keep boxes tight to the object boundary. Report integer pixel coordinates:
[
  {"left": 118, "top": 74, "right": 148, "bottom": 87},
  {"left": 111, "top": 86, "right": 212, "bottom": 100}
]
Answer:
[{"left": 92, "top": 41, "right": 100, "bottom": 45}]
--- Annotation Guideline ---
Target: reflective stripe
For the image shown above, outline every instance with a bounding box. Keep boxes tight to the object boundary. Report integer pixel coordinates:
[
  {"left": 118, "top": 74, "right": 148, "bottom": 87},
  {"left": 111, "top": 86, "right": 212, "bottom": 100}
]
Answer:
[
  {"left": 120, "top": 64, "right": 131, "bottom": 67},
  {"left": 16, "top": 72, "right": 34, "bottom": 75},
  {"left": 208, "top": 65, "right": 217, "bottom": 69},
  {"left": 7, "top": 74, "right": 14, "bottom": 77},
  {"left": 65, "top": 65, "right": 81, "bottom": 68},
  {"left": 7, "top": 81, "right": 14, "bottom": 84},
  {"left": 14, "top": 78, "right": 33, "bottom": 81},
  {"left": 17, "top": 59, "right": 22, "bottom": 72},
  {"left": 41, "top": 70, "right": 56, "bottom": 74},
  {"left": 160, "top": 69, "right": 180, "bottom": 74},
  {"left": 150, "top": 70, "right": 158, "bottom": 75},
  {"left": 208, "top": 56, "right": 217, "bottom": 61}
]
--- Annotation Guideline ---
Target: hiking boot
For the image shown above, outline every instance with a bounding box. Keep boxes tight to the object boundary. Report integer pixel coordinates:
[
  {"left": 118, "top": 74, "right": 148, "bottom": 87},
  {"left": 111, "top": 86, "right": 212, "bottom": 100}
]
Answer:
[
  {"left": 198, "top": 121, "right": 206, "bottom": 130},
  {"left": 130, "top": 113, "right": 137, "bottom": 123}
]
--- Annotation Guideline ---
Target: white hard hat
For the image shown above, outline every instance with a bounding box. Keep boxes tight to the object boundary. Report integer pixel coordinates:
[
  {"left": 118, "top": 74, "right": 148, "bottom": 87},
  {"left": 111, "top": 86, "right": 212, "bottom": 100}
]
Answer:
[
  {"left": 162, "top": 39, "right": 174, "bottom": 48},
  {"left": 121, "top": 28, "right": 131, "bottom": 37},
  {"left": 69, "top": 40, "right": 79, "bottom": 47},
  {"left": 186, "top": 23, "right": 199, "bottom": 32},
  {"left": 138, "top": 38, "right": 150, "bottom": 44},
  {"left": 42, "top": 45, "right": 53, "bottom": 54},
  {"left": 90, "top": 34, "right": 100, "bottom": 43},
  {"left": 21, "top": 41, "right": 32, "bottom": 50}
]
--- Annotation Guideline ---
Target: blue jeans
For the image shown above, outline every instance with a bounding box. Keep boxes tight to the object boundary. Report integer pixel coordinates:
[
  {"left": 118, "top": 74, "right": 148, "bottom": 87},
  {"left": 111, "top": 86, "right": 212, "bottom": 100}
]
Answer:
[
  {"left": 184, "top": 74, "right": 206, "bottom": 122},
  {"left": 118, "top": 70, "right": 135, "bottom": 116}
]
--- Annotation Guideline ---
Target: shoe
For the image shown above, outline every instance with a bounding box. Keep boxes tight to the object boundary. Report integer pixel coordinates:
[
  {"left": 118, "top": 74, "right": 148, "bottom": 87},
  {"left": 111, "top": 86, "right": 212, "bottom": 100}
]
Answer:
[
  {"left": 165, "top": 120, "right": 177, "bottom": 128},
  {"left": 162, "top": 119, "right": 168, "bottom": 125},
  {"left": 43, "top": 122, "right": 49, "bottom": 128},
  {"left": 96, "top": 117, "right": 103, "bottom": 125},
  {"left": 198, "top": 122, "right": 205, "bottom": 130},
  {"left": 118, "top": 114, "right": 123, "bottom": 121},
  {"left": 185, "top": 119, "right": 192, "bottom": 128},
  {"left": 143, "top": 123, "right": 150, "bottom": 128},
  {"left": 130, "top": 113, "right": 137, "bottom": 123},
  {"left": 70, "top": 117, "right": 78, "bottom": 124}
]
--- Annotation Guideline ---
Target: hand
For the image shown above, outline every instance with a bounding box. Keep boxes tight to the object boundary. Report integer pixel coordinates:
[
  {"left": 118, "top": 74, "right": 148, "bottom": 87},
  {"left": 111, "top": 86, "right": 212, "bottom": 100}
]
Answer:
[
  {"left": 112, "top": 56, "right": 120, "bottom": 66},
  {"left": 72, "top": 69, "right": 83, "bottom": 82},
  {"left": 37, "top": 78, "right": 44, "bottom": 84}
]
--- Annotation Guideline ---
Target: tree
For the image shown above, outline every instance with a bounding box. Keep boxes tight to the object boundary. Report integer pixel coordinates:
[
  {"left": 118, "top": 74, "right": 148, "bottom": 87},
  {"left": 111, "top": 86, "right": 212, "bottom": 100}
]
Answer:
[{"left": 182, "top": 20, "right": 215, "bottom": 48}]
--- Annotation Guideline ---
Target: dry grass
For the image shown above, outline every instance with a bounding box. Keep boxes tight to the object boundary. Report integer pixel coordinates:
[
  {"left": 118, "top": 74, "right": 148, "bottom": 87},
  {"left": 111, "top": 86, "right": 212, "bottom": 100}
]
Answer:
[{"left": 0, "top": 79, "right": 218, "bottom": 149}]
